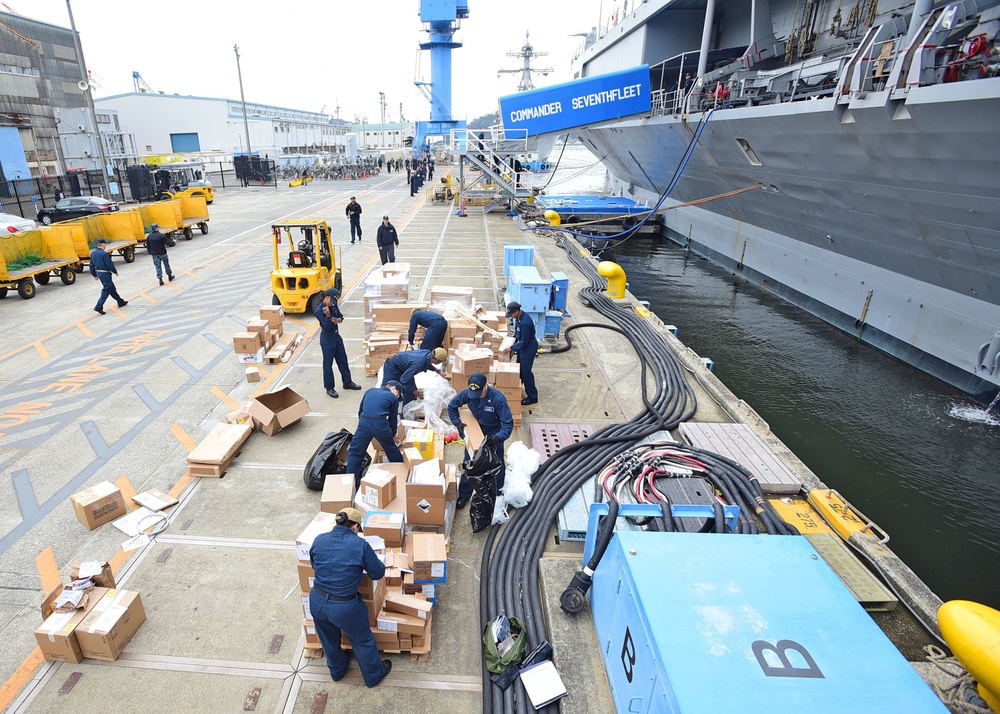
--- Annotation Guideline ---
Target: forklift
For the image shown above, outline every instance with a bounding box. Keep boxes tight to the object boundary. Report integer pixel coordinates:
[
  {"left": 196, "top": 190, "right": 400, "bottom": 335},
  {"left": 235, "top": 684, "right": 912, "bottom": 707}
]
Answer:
[
  {"left": 155, "top": 165, "right": 215, "bottom": 203},
  {"left": 269, "top": 219, "right": 342, "bottom": 314}
]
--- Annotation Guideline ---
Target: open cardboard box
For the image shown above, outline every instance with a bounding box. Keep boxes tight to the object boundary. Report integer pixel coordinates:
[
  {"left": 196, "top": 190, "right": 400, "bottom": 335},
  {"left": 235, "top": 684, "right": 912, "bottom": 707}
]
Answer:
[{"left": 249, "top": 387, "right": 311, "bottom": 436}]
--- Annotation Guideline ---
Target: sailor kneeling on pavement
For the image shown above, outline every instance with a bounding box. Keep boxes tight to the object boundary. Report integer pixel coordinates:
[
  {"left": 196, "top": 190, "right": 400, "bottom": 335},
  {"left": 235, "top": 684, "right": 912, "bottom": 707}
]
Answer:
[
  {"left": 448, "top": 372, "right": 514, "bottom": 509},
  {"left": 345, "top": 381, "right": 404, "bottom": 487},
  {"left": 309, "top": 508, "right": 392, "bottom": 688}
]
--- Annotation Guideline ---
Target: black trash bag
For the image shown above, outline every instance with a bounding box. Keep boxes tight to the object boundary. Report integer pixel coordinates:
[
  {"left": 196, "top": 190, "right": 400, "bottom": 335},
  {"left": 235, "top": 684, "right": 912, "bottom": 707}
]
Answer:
[
  {"left": 464, "top": 443, "right": 502, "bottom": 532},
  {"left": 303, "top": 429, "right": 353, "bottom": 491}
]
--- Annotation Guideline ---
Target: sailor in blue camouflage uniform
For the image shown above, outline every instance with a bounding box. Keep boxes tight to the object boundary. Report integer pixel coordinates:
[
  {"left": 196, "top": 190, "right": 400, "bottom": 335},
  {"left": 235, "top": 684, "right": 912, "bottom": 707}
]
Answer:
[
  {"left": 315, "top": 288, "right": 362, "bottom": 398},
  {"left": 345, "top": 381, "right": 404, "bottom": 486},
  {"left": 504, "top": 301, "right": 538, "bottom": 405},
  {"left": 448, "top": 372, "right": 514, "bottom": 508},
  {"left": 407, "top": 310, "right": 448, "bottom": 351},
  {"left": 379, "top": 347, "right": 448, "bottom": 406},
  {"left": 309, "top": 507, "right": 392, "bottom": 688},
  {"left": 89, "top": 238, "right": 128, "bottom": 315}
]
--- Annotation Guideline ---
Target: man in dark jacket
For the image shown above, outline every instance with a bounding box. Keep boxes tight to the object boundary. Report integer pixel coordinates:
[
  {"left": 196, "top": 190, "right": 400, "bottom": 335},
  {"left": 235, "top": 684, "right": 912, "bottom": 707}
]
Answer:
[
  {"left": 345, "top": 197, "right": 362, "bottom": 243},
  {"left": 375, "top": 215, "right": 399, "bottom": 265},
  {"left": 345, "top": 382, "right": 405, "bottom": 486},
  {"left": 380, "top": 347, "right": 447, "bottom": 406},
  {"left": 407, "top": 310, "right": 447, "bottom": 350},
  {"left": 315, "top": 288, "right": 362, "bottom": 398},
  {"left": 89, "top": 239, "right": 127, "bottom": 315},
  {"left": 448, "top": 373, "right": 514, "bottom": 507},
  {"left": 146, "top": 222, "right": 175, "bottom": 285},
  {"left": 504, "top": 301, "right": 538, "bottom": 405}
]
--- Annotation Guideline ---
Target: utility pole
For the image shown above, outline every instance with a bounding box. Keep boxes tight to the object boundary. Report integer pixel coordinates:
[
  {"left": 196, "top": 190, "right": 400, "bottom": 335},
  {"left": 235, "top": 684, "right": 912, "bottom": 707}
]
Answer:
[
  {"left": 233, "top": 45, "right": 252, "bottom": 158},
  {"left": 379, "top": 92, "right": 386, "bottom": 150},
  {"left": 66, "top": 0, "right": 109, "bottom": 190},
  {"left": 399, "top": 103, "right": 404, "bottom": 148}
]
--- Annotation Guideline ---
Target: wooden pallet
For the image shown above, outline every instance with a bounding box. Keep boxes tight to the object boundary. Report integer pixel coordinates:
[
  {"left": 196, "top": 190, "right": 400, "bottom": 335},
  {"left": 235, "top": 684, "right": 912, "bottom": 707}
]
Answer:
[
  {"left": 304, "top": 645, "right": 324, "bottom": 659},
  {"left": 678, "top": 422, "right": 802, "bottom": 494}
]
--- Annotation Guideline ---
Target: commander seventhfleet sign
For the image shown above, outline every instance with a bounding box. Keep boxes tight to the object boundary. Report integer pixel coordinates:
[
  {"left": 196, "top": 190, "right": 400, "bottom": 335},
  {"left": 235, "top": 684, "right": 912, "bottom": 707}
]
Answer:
[{"left": 499, "top": 65, "right": 651, "bottom": 136}]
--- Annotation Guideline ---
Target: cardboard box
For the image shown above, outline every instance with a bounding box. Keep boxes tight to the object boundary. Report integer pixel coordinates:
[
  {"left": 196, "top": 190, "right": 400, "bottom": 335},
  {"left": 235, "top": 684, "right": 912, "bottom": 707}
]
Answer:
[
  {"left": 377, "top": 611, "right": 427, "bottom": 636},
  {"left": 304, "top": 620, "right": 320, "bottom": 647},
  {"left": 321, "top": 473, "right": 356, "bottom": 514},
  {"left": 359, "top": 570, "right": 387, "bottom": 600},
  {"left": 430, "top": 285, "right": 475, "bottom": 309},
  {"left": 448, "top": 322, "right": 478, "bottom": 342},
  {"left": 454, "top": 347, "right": 493, "bottom": 374},
  {"left": 75, "top": 589, "right": 146, "bottom": 662},
  {"left": 364, "top": 511, "right": 405, "bottom": 548},
  {"left": 249, "top": 387, "right": 311, "bottom": 436},
  {"left": 295, "top": 512, "right": 337, "bottom": 561},
  {"left": 403, "top": 574, "right": 437, "bottom": 602},
  {"left": 35, "top": 587, "right": 107, "bottom": 663},
  {"left": 233, "top": 331, "right": 262, "bottom": 354},
  {"left": 259, "top": 305, "right": 284, "bottom": 327},
  {"left": 459, "top": 406, "right": 486, "bottom": 454},
  {"left": 403, "top": 428, "right": 435, "bottom": 460},
  {"left": 297, "top": 561, "right": 315, "bottom": 592},
  {"left": 359, "top": 469, "right": 397, "bottom": 509},
  {"left": 246, "top": 319, "right": 270, "bottom": 337},
  {"left": 245, "top": 366, "right": 261, "bottom": 383},
  {"left": 237, "top": 347, "right": 266, "bottom": 364},
  {"left": 226, "top": 403, "right": 253, "bottom": 426},
  {"left": 186, "top": 422, "right": 252, "bottom": 465},
  {"left": 361, "top": 578, "right": 387, "bottom": 626},
  {"left": 71, "top": 481, "right": 127, "bottom": 530},
  {"left": 444, "top": 462, "right": 458, "bottom": 500},
  {"left": 384, "top": 549, "right": 413, "bottom": 587},
  {"left": 402, "top": 447, "right": 426, "bottom": 469},
  {"left": 384, "top": 591, "right": 433, "bottom": 621},
  {"left": 492, "top": 361, "right": 521, "bottom": 388},
  {"left": 406, "top": 533, "right": 447, "bottom": 583}
]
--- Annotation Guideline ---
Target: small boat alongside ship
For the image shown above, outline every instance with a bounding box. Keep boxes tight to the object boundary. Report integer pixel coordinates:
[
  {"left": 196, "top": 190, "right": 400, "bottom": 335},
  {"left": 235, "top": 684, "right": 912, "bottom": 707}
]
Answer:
[{"left": 566, "top": 0, "right": 1000, "bottom": 399}]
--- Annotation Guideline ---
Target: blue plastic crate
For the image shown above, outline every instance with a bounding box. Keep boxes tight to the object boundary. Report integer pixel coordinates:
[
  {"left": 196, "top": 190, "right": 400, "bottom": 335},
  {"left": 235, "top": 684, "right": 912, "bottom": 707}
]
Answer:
[{"left": 503, "top": 243, "right": 535, "bottom": 277}]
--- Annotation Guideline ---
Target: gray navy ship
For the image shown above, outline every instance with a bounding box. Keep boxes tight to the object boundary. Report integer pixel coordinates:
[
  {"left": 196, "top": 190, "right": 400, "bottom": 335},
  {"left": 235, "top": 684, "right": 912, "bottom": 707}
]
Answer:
[{"left": 568, "top": 0, "right": 1000, "bottom": 398}]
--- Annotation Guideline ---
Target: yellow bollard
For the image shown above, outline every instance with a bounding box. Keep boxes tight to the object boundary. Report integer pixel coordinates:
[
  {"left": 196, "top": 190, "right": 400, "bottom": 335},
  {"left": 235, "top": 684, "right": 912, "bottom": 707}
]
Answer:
[
  {"left": 598, "top": 261, "right": 627, "bottom": 299},
  {"left": 544, "top": 210, "right": 561, "bottom": 227},
  {"left": 939, "top": 600, "right": 1000, "bottom": 711}
]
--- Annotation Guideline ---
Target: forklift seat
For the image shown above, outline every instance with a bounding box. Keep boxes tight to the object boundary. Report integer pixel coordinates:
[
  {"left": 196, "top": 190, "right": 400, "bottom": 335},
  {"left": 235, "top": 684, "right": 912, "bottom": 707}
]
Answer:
[{"left": 288, "top": 251, "right": 311, "bottom": 268}]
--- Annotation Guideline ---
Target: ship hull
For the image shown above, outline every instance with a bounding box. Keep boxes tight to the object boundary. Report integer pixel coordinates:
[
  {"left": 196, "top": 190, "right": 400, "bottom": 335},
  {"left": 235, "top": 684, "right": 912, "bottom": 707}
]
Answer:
[{"left": 579, "top": 80, "right": 1000, "bottom": 397}]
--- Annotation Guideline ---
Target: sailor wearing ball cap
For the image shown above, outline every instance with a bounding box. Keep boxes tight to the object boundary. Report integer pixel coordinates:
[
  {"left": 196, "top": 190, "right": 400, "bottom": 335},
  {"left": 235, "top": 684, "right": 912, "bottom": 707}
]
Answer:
[
  {"left": 448, "top": 372, "right": 514, "bottom": 508},
  {"left": 503, "top": 301, "right": 538, "bottom": 405},
  {"left": 309, "top": 507, "right": 392, "bottom": 687},
  {"left": 316, "top": 287, "right": 362, "bottom": 398},
  {"left": 345, "top": 380, "right": 405, "bottom": 487},
  {"left": 380, "top": 347, "right": 448, "bottom": 406}
]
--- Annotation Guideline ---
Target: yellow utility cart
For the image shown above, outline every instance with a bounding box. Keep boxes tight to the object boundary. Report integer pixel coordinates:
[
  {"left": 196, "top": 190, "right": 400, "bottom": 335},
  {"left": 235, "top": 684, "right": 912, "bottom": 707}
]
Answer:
[
  {"left": 269, "top": 220, "right": 341, "bottom": 314},
  {"left": 0, "top": 228, "right": 80, "bottom": 299}
]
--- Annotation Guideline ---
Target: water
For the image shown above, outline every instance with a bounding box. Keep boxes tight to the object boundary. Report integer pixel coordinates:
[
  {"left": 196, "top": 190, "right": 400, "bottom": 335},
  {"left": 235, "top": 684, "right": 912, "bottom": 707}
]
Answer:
[{"left": 544, "top": 143, "right": 1000, "bottom": 610}]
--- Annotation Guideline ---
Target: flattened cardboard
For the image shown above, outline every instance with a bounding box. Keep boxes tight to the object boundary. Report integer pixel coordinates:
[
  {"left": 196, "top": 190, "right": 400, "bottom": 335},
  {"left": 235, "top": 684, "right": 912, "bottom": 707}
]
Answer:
[
  {"left": 75, "top": 589, "right": 146, "bottom": 662},
  {"left": 321, "top": 473, "right": 356, "bottom": 514},
  {"left": 71, "top": 481, "right": 127, "bottom": 530},
  {"left": 384, "top": 591, "right": 433, "bottom": 620},
  {"left": 459, "top": 406, "right": 485, "bottom": 454},
  {"left": 186, "top": 422, "right": 252, "bottom": 465},
  {"left": 249, "top": 387, "right": 311, "bottom": 436}
]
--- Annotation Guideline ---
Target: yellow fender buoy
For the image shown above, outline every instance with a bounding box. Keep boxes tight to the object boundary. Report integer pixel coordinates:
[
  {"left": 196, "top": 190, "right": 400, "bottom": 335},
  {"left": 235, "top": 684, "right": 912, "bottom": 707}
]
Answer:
[
  {"left": 543, "top": 210, "right": 560, "bottom": 227},
  {"left": 939, "top": 600, "right": 1000, "bottom": 711},
  {"left": 597, "top": 261, "right": 627, "bottom": 299}
]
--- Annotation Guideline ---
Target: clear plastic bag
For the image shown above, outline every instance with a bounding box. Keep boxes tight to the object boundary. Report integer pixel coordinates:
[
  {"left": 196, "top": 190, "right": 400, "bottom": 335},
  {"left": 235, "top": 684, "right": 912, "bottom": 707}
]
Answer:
[
  {"left": 503, "top": 441, "right": 540, "bottom": 508},
  {"left": 402, "top": 369, "right": 456, "bottom": 421}
]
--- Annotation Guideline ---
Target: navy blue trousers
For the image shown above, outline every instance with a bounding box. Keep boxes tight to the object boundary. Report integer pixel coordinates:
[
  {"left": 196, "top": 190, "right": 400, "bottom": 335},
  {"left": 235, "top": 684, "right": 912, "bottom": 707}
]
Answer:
[
  {"left": 309, "top": 591, "right": 386, "bottom": 687},
  {"left": 518, "top": 349, "right": 538, "bottom": 400},
  {"left": 345, "top": 418, "right": 403, "bottom": 486},
  {"left": 95, "top": 273, "right": 123, "bottom": 310},
  {"left": 418, "top": 321, "right": 447, "bottom": 351},
  {"left": 320, "top": 332, "right": 352, "bottom": 390}
]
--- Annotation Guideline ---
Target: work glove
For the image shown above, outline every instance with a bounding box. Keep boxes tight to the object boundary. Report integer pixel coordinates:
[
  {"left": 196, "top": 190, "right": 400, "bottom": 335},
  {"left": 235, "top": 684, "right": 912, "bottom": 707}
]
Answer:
[
  {"left": 455, "top": 423, "right": 466, "bottom": 439},
  {"left": 486, "top": 434, "right": 500, "bottom": 447}
]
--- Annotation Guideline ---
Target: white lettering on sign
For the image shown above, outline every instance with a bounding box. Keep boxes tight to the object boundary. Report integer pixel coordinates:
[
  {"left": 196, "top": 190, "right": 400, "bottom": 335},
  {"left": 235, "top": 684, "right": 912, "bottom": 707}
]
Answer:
[
  {"left": 571, "top": 83, "right": 643, "bottom": 111},
  {"left": 509, "top": 101, "right": 563, "bottom": 123}
]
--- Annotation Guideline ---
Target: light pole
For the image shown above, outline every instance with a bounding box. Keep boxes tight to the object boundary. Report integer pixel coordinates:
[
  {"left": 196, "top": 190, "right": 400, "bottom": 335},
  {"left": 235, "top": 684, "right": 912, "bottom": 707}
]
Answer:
[
  {"left": 379, "top": 92, "right": 386, "bottom": 150},
  {"left": 66, "top": 0, "right": 109, "bottom": 190},
  {"left": 399, "top": 103, "right": 404, "bottom": 149},
  {"left": 361, "top": 117, "right": 367, "bottom": 151},
  {"left": 234, "top": 45, "right": 252, "bottom": 158}
]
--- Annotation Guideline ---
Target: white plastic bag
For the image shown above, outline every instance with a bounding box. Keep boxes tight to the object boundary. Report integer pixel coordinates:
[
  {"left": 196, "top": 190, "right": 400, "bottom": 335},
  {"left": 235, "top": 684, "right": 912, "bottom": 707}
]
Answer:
[
  {"left": 492, "top": 491, "right": 509, "bottom": 525},
  {"left": 402, "top": 369, "right": 457, "bottom": 421},
  {"left": 502, "top": 441, "right": 540, "bottom": 508}
]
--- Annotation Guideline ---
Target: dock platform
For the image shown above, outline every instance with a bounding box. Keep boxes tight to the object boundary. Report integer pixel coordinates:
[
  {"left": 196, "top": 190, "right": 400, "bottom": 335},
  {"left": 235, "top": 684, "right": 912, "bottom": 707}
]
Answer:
[{"left": 0, "top": 171, "right": 952, "bottom": 714}]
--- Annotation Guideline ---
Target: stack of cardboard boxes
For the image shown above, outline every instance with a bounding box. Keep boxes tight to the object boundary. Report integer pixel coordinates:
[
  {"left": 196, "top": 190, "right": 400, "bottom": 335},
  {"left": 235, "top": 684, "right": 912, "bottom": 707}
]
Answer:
[
  {"left": 185, "top": 422, "right": 253, "bottom": 477},
  {"left": 232, "top": 306, "right": 288, "bottom": 381},
  {"left": 34, "top": 563, "right": 146, "bottom": 664},
  {"left": 362, "top": 263, "right": 412, "bottom": 336}
]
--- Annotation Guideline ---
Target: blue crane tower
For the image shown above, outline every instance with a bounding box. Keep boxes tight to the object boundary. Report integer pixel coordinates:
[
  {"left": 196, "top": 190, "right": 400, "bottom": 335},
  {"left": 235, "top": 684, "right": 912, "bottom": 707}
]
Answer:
[{"left": 412, "top": 0, "right": 468, "bottom": 157}]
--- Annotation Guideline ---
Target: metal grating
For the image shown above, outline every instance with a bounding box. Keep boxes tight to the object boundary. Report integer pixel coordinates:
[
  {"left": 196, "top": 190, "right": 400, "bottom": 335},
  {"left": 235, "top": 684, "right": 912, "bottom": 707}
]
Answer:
[
  {"left": 679, "top": 422, "right": 803, "bottom": 494},
  {"left": 529, "top": 423, "right": 596, "bottom": 461}
]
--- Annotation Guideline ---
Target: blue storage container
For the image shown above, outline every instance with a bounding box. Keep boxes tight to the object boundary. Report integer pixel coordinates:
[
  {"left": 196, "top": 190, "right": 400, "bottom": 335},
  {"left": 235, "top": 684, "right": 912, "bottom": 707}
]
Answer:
[
  {"left": 544, "top": 311, "right": 564, "bottom": 337},
  {"left": 550, "top": 271, "right": 569, "bottom": 310},
  {"left": 503, "top": 243, "right": 535, "bottom": 277},
  {"left": 508, "top": 265, "right": 552, "bottom": 314}
]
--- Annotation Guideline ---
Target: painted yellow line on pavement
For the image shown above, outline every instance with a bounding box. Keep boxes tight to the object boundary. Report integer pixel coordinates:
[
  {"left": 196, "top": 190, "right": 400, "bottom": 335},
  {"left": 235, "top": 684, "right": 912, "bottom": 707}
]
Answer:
[
  {"left": 33, "top": 341, "right": 49, "bottom": 360},
  {"left": 211, "top": 386, "right": 239, "bottom": 409},
  {"left": 115, "top": 474, "right": 139, "bottom": 511},
  {"left": 77, "top": 322, "right": 92, "bottom": 337},
  {"left": 139, "top": 292, "right": 156, "bottom": 304},
  {"left": 170, "top": 423, "right": 197, "bottom": 453},
  {"left": 0, "top": 648, "right": 44, "bottom": 713}
]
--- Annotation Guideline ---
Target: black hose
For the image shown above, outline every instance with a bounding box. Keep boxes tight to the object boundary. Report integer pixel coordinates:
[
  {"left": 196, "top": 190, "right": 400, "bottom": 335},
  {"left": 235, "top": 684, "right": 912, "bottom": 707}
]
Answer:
[{"left": 559, "top": 500, "right": 619, "bottom": 614}]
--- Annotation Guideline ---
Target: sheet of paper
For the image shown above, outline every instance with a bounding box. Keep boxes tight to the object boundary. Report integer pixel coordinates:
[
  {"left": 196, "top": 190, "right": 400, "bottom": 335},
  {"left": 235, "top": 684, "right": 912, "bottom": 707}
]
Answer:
[
  {"left": 77, "top": 561, "right": 103, "bottom": 578},
  {"left": 363, "top": 535, "right": 386, "bottom": 551},
  {"left": 518, "top": 660, "right": 568, "bottom": 710},
  {"left": 54, "top": 590, "right": 84, "bottom": 609},
  {"left": 122, "top": 533, "right": 150, "bottom": 552}
]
